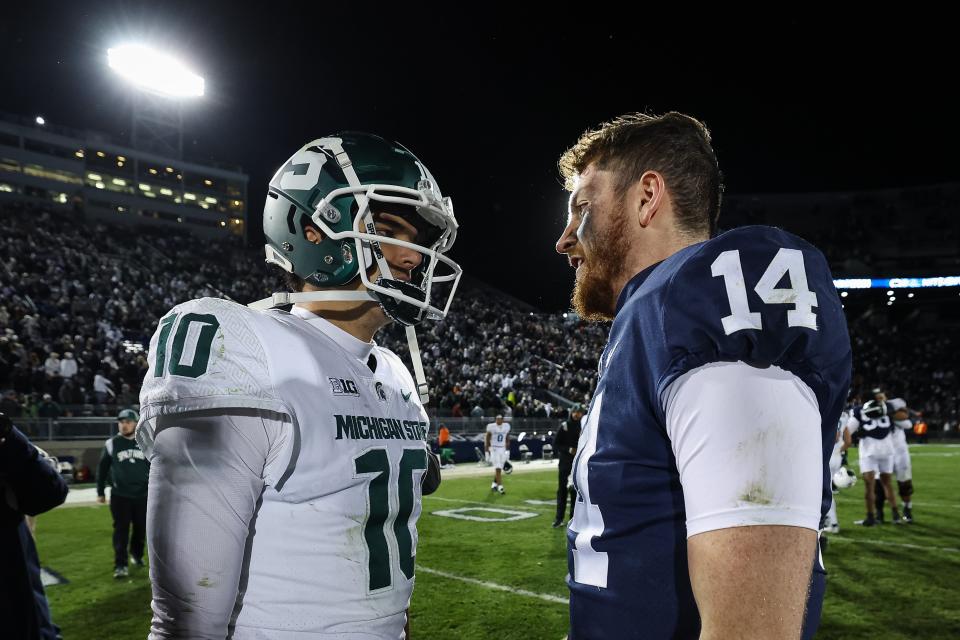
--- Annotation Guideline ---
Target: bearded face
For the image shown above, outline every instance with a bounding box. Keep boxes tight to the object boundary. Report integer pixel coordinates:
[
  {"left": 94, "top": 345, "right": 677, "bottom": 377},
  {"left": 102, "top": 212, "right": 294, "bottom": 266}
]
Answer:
[{"left": 557, "top": 166, "right": 632, "bottom": 322}]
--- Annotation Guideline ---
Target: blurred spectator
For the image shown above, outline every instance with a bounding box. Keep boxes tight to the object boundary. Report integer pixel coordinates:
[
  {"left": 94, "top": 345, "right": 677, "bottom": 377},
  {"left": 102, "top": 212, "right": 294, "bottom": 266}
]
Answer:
[
  {"left": 43, "top": 353, "right": 60, "bottom": 378},
  {"left": 438, "top": 424, "right": 451, "bottom": 448},
  {"left": 58, "top": 353, "right": 77, "bottom": 380},
  {"left": 115, "top": 383, "right": 137, "bottom": 407},
  {"left": 57, "top": 380, "right": 76, "bottom": 407},
  {"left": 93, "top": 370, "right": 114, "bottom": 405},
  {"left": 37, "top": 395, "right": 62, "bottom": 420}
]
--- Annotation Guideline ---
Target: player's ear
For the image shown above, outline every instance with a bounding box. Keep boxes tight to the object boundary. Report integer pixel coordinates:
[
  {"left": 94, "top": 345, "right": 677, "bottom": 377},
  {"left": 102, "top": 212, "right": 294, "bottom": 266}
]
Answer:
[
  {"left": 635, "top": 171, "right": 666, "bottom": 229},
  {"left": 304, "top": 225, "right": 325, "bottom": 244}
]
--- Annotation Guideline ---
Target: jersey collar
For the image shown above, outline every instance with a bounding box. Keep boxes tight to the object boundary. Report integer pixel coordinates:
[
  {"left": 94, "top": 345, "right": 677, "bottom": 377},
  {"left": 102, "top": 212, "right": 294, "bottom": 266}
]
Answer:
[
  {"left": 615, "top": 261, "right": 663, "bottom": 315},
  {"left": 290, "top": 305, "right": 376, "bottom": 362}
]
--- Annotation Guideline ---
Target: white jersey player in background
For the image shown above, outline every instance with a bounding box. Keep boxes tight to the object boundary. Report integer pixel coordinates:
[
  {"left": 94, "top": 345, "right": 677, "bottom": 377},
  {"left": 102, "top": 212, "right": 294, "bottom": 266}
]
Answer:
[
  {"left": 872, "top": 388, "right": 915, "bottom": 522},
  {"left": 484, "top": 414, "right": 510, "bottom": 494},
  {"left": 137, "top": 133, "right": 461, "bottom": 639},
  {"left": 822, "top": 410, "right": 853, "bottom": 536}
]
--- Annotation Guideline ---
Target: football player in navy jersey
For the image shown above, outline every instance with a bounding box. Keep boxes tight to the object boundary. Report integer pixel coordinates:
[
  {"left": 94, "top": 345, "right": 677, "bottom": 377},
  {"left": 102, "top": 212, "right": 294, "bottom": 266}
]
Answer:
[
  {"left": 846, "top": 392, "right": 913, "bottom": 526},
  {"left": 554, "top": 112, "right": 852, "bottom": 640},
  {"left": 870, "top": 388, "right": 915, "bottom": 522}
]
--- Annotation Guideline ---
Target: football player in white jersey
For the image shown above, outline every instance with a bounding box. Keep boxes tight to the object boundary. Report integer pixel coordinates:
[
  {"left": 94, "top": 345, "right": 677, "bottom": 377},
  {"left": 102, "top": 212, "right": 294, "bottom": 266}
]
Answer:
[
  {"left": 822, "top": 410, "right": 852, "bottom": 535},
  {"left": 136, "top": 133, "right": 461, "bottom": 639},
  {"left": 846, "top": 397, "right": 912, "bottom": 527},
  {"left": 872, "top": 388, "right": 915, "bottom": 522},
  {"left": 484, "top": 414, "right": 511, "bottom": 493}
]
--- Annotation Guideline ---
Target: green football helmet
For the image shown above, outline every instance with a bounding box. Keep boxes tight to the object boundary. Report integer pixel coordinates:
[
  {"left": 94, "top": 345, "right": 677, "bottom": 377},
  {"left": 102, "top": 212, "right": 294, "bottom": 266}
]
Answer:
[{"left": 254, "top": 132, "right": 461, "bottom": 326}]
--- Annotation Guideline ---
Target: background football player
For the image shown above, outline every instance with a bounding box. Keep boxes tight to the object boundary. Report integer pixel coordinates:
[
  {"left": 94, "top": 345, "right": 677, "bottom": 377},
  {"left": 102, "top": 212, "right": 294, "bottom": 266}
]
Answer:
[
  {"left": 823, "top": 408, "right": 854, "bottom": 536},
  {"left": 484, "top": 414, "right": 511, "bottom": 494},
  {"left": 846, "top": 394, "right": 912, "bottom": 526},
  {"left": 871, "top": 387, "right": 915, "bottom": 522}
]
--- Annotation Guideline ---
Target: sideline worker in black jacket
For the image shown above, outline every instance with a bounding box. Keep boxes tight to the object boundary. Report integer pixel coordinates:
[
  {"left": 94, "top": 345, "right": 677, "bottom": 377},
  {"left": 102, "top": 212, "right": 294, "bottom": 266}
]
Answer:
[{"left": 553, "top": 406, "right": 584, "bottom": 528}]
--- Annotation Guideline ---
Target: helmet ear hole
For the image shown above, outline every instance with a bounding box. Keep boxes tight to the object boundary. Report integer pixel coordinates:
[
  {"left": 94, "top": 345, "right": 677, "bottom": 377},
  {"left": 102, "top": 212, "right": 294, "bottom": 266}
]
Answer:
[{"left": 300, "top": 213, "right": 324, "bottom": 243}]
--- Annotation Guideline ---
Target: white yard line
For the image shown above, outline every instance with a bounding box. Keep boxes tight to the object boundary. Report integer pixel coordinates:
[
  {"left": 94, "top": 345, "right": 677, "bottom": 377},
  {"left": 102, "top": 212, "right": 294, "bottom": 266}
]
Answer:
[
  {"left": 909, "top": 453, "right": 959, "bottom": 457},
  {"left": 424, "top": 496, "right": 553, "bottom": 510},
  {"left": 906, "top": 501, "right": 960, "bottom": 510},
  {"left": 834, "top": 495, "right": 960, "bottom": 510},
  {"left": 418, "top": 566, "right": 568, "bottom": 604},
  {"left": 61, "top": 486, "right": 108, "bottom": 506},
  {"left": 439, "top": 459, "right": 559, "bottom": 479},
  {"left": 826, "top": 536, "right": 960, "bottom": 554}
]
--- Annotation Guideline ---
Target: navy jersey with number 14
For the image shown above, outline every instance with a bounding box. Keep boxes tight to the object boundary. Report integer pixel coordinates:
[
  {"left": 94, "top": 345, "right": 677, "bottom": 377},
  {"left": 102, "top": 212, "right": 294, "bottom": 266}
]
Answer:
[{"left": 567, "top": 226, "right": 852, "bottom": 639}]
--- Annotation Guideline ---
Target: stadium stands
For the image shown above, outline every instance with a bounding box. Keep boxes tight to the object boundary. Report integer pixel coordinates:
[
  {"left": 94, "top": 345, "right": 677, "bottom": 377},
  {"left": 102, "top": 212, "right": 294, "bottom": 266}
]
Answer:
[{"left": 1, "top": 188, "right": 958, "bottom": 434}]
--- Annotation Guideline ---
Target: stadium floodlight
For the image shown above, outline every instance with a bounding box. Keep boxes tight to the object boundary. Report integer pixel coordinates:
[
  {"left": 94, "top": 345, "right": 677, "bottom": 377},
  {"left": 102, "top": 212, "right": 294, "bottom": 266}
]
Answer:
[
  {"left": 35, "top": 116, "right": 45, "bottom": 125},
  {"left": 108, "top": 44, "right": 204, "bottom": 97}
]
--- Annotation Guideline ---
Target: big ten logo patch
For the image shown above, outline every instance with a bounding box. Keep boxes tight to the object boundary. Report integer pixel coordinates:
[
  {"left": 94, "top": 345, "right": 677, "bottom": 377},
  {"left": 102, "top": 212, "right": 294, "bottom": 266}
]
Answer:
[{"left": 329, "top": 377, "right": 360, "bottom": 396}]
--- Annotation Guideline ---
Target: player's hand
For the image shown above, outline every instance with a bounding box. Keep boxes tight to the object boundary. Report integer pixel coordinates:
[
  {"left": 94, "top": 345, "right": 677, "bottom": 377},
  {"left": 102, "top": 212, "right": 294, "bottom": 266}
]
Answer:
[
  {"left": 422, "top": 451, "right": 442, "bottom": 496},
  {"left": 97, "top": 495, "right": 106, "bottom": 504}
]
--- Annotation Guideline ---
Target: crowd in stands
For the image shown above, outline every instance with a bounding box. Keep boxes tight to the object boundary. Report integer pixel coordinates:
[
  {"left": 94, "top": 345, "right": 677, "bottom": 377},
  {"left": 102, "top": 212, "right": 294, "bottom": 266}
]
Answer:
[
  {"left": 722, "top": 184, "right": 960, "bottom": 277},
  {"left": 1, "top": 195, "right": 957, "bottom": 432},
  {"left": 847, "top": 319, "right": 958, "bottom": 431},
  {"left": 0, "top": 202, "right": 265, "bottom": 420},
  {"left": 381, "top": 291, "right": 606, "bottom": 419}
]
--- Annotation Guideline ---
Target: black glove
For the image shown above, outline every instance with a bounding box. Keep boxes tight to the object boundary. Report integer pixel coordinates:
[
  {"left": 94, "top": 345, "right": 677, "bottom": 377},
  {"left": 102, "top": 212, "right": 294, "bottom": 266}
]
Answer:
[
  {"left": 840, "top": 449, "right": 848, "bottom": 467},
  {"left": 421, "top": 450, "right": 442, "bottom": 496}
]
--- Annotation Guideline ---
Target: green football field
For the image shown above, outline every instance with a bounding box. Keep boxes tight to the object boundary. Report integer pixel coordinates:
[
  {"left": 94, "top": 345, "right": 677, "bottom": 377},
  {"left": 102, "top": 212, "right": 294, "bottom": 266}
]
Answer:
[{"left": 35, "top": 445, "right": 960, "bottom": 639}]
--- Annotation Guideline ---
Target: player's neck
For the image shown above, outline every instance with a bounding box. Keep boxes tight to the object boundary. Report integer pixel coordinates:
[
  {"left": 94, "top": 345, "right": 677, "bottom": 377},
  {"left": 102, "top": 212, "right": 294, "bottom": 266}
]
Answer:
[
  {"left": 615, "top": 228, "right": 705, "bottom": 300},
  {"left": 296, "top": 300, "right": 386, "bottom": 343},
  {"left": 324, "top": 308, "right": 386, "bottom": 343},
  {"left": 295, "top": 281, "right": 389, "bottom": 343}
]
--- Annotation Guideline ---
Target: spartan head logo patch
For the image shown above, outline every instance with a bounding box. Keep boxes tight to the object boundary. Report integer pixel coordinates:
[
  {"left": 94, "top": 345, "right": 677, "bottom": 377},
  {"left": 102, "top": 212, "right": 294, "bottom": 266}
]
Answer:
[{"left": 375, "top": 381, "right": 388, "bottom": 402}]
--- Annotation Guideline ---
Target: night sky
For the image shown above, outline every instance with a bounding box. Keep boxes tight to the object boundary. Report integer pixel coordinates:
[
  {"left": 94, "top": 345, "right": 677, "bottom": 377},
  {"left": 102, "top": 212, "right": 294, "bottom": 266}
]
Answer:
[{"left": 2, "top": 4, "right": 958, "bottom": 310}]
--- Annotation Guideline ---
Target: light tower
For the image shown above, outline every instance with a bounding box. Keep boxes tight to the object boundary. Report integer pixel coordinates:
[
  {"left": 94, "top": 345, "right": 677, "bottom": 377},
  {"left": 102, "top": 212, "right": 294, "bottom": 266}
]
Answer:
[{"left": 107, "top": 43, "right": 204, "bottom": 158}]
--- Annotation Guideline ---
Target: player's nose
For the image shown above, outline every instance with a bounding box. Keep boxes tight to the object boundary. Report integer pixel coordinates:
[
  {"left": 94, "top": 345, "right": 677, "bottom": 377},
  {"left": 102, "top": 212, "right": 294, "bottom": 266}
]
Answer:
[
  {"left": 556, "top": 220, "right": 579, "bottom": 254},
  {"left": 394, "top": 245, "right": 422, "bottom": 270}
]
